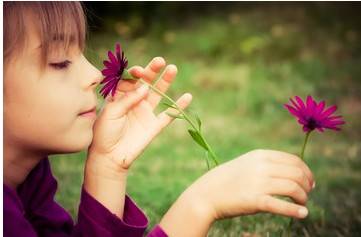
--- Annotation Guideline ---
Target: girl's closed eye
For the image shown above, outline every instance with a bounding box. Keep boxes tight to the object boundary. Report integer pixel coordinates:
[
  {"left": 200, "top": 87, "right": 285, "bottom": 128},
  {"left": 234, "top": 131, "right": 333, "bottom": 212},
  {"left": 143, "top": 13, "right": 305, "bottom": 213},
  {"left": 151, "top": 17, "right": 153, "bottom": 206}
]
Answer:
[{"left": 49, "top": 60, "right": 72, "bottom": 70}]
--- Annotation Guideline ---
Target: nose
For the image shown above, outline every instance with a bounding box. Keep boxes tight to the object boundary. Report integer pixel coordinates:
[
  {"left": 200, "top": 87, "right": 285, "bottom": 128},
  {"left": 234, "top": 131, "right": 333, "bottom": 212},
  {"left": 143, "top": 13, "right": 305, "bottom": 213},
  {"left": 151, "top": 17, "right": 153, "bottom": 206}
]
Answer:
[{"left": 81, "top": 55, "right": 102, "bottom": 90}]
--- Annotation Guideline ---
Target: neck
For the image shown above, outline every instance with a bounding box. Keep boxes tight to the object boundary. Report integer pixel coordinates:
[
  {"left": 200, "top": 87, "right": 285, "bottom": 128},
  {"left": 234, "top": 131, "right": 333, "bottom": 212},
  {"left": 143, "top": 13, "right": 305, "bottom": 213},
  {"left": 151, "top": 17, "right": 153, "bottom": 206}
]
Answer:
[{"left": 4, "top": 140, "right": 45, "bottom": 190}]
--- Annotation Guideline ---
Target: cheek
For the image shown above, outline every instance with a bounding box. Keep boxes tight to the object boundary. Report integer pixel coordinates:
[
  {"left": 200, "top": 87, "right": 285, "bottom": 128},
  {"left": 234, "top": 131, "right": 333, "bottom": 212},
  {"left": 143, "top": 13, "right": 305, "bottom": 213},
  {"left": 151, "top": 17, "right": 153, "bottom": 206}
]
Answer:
[
  {"left": 5, "top": 82, "right": 93, "bottom": 153},
  {"left": 32, "top": 87, "right": 94, "bottom": 152}
]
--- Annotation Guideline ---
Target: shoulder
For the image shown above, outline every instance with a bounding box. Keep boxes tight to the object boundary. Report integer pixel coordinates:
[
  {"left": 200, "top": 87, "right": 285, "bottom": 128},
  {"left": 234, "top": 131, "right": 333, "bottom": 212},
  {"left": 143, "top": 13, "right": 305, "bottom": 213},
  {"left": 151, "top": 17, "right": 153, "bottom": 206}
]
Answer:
[
  {"left": 3, "top": 184, "right": 38, "bottom": 236},
  {"left": 17, "top": 157, "right": 58, "bottom": 211},
  {"left": 4, "top": 183, "right": 23, "bottom": 213}
]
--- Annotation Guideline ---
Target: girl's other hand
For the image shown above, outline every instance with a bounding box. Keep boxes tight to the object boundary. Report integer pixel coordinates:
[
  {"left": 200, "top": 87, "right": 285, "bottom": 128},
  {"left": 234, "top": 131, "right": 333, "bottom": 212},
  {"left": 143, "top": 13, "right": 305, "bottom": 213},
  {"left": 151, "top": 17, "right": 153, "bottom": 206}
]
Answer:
[
  {"left": 160, "top": 149, "right": 315, "bottom": 236},
  {"left": 192, "top": 149, "right": 314, "bottom": 219}
]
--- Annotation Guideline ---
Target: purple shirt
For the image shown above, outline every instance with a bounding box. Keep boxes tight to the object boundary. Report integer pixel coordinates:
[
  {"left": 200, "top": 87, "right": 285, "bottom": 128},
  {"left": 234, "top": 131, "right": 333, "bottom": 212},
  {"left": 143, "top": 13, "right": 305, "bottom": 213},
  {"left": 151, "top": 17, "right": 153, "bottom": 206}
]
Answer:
[{"left": 4, "top": 158, "right": 168, "bottom": 237}]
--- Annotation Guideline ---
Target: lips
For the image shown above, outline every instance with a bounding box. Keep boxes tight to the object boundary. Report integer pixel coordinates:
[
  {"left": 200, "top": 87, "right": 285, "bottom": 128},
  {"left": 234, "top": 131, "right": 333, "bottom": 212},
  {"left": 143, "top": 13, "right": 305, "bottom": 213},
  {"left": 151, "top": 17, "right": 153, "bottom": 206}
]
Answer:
[{"left": 79, "top": 106, "right": 96, "bottom": 116}]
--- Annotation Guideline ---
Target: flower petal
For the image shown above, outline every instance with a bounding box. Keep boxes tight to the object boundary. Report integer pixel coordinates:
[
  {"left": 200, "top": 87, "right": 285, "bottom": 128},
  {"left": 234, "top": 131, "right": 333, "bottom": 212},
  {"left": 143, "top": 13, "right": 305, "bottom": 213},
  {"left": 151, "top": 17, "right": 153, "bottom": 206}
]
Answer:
[
  {"left": 111, "top": 86, "right": 118, "bottom": 97},
  {"left": 101, "top": 68, "right": 118, "bottom": 77},
  {"left": 100, "top": 76, "right": 118, "bottom": 85},
  {"left": 323, "top": 120, "right": 346, "bottom": 126},
  {"left": 290, "top": 98, "right": 301, "bottom": 110},
  {"left": 306, "top": 95, "right": 317, "bottom": 116},
  {"left": 320, "top": 105, "right": 337, "bottom": 119},
  {"left": 303, "top": 126, "right": 312, "bottom": 132},
  {"left": 103, "top": 60, "right": 120, "bottom": 71},
  {"left": 314, "top": 100, "right": 325, "bottom": 116},
  {"left": 306, "top": 95, "right": 314, "bottom": 108},
  {"left": 108, "top": 50, "right": 118, "bottom": 65},
  {"left": 295, "top": 96, "right": 306, "bottom": 110},
  {"left": 327, "top": 115, "right": 344, "bottom": 121},
  {"left": 116, "top": 43, "right": 122, "bottom": 61},
  {"left": 284, "top": 104, "right": 302, "bottom": 118}
]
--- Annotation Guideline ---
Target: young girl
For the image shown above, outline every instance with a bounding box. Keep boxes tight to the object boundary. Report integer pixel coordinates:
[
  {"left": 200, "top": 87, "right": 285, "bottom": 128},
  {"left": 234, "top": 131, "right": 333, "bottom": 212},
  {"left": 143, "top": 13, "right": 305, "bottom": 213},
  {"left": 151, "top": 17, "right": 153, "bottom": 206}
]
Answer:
[{"left": 3, "top": 2, "right": 315, "bottom": 237}]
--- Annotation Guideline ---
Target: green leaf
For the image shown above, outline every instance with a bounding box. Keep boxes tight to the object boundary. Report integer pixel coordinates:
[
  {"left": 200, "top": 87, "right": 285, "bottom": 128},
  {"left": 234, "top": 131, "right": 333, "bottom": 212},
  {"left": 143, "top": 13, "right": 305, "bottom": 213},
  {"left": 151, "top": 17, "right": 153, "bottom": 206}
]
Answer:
[
  {"left": 195, "top": 114, "right": 202, "bottom": 131},
  {"left": 166, "top": 112, "right": 184, "bottom": 119},
  {"left": 188, "top": 129, "right": 208, "bottom": 150},
  {"left": 161, "top": 101, "right": 177, "bottom": 109},
  {"left": 205, "top": 151, "right": 210, "bottom": 170}
]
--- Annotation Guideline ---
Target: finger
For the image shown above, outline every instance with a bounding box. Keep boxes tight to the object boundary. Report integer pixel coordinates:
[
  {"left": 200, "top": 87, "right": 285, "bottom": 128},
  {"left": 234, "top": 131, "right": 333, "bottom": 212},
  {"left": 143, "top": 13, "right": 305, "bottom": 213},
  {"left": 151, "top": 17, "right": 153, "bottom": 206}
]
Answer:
[
  {"left": 267, "top": 178, "right": 308, "bottom": 205},
  {"left": 267, "top": 164, "right": 312, "bottom": 193},
  {"left": 258, "top": 195, "right": 309, "bottom": 219},
  {"left": 157, "top": 93, "right": 192, "bottom": 130},
  {"left": 142, "top": 57, "right": 166, "bottom": 83},
  {"left": 128, "top": 66, "right": 144, "bottom": 79},
  {"left": 266, "top": 150, "right": 314, "bottom": 187},
  {"left": 113, "top": 66, "right": 143, "bottom": 93},
  {"left": 104, "top": 84, "right": 149, "bottom": 119},
  {"left": 147, "top": 64, "right": 178, "bottom": 109}
]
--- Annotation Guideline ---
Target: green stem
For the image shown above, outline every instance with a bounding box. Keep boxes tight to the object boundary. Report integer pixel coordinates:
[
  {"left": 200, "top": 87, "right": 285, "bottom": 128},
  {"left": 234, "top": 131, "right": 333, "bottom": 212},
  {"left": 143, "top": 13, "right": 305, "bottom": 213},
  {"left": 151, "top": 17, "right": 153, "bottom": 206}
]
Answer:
[
  {"left": 300, "top": 131, "right": 311, "bottom": 161},
  {"left": 286, "top": 131, "right": 312, "bottom": 236},
  {"left": 286, "top": 218, "right": 293, "bottom": 237},
  {"left": 139, "top": 79, "right": 198, "bottom": 130},
  {"left": 138, "top": 78, "right": 219, "bottom": 167}
]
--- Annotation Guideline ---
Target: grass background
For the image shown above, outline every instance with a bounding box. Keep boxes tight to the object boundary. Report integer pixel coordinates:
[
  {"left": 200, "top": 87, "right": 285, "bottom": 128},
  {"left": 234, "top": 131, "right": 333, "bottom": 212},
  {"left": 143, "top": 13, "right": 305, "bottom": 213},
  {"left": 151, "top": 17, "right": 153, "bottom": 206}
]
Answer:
[{"left": 50, "top": 3, "right": 361, "bottom": 236}]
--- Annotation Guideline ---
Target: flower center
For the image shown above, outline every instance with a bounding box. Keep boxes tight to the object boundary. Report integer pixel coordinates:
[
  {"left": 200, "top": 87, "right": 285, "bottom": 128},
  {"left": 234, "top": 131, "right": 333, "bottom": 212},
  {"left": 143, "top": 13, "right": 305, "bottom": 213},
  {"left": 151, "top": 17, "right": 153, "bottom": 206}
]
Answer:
[{"left": 307, "top": 118, "right": 318, "bottom": 130}]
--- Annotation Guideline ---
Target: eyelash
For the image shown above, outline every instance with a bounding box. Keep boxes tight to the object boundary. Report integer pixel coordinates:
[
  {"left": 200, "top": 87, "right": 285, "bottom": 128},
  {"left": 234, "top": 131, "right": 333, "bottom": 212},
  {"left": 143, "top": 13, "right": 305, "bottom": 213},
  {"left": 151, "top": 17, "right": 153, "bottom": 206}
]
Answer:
[{"left": 49, "top": 60, "right": 72, "bottom": 70}]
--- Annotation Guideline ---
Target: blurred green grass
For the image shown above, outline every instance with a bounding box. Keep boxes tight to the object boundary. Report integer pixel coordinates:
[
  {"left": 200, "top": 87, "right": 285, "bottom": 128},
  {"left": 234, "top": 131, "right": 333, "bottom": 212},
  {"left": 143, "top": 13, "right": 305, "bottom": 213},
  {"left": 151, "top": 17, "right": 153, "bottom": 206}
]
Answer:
[{"left": 50, "top": 4, "right": 361, "bottom": 236}]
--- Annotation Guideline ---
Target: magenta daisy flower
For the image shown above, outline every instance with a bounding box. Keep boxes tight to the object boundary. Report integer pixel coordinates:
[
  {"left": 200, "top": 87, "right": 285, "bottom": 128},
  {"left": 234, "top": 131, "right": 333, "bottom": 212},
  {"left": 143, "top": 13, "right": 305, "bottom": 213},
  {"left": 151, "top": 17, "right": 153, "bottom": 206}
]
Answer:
[
  {"left": 284, "top": 95, "right": 345, "bottom": 133},
  {"left": 99, "top": 43, "right": 128, "bottom": 98}
]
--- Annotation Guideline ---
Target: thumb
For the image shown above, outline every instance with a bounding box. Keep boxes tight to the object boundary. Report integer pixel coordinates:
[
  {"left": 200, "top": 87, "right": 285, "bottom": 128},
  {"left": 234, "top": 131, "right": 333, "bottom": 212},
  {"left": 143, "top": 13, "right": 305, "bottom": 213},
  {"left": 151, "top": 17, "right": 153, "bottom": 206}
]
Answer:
[{"left": 103, "top": 84, "right": 149, "bottom": 119}]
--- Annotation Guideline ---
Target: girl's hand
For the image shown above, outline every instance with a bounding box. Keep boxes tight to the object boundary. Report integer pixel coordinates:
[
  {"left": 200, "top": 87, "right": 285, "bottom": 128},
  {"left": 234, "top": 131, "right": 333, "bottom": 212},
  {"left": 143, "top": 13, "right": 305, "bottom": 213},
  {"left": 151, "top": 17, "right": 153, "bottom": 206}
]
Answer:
[
  {"left": 87, "top": 57, "right": 192, "bottom": 173},
  {"left": 160, "top": 149, "right": 315, "bottom": 236}
]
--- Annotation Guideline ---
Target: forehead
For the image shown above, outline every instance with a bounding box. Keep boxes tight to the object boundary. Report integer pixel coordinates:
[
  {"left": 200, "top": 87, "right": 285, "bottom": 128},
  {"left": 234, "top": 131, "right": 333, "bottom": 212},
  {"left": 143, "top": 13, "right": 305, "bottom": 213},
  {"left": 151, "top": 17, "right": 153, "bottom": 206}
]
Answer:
[{"left": 22, "top": 5, "right": 84, "bottom": 62}]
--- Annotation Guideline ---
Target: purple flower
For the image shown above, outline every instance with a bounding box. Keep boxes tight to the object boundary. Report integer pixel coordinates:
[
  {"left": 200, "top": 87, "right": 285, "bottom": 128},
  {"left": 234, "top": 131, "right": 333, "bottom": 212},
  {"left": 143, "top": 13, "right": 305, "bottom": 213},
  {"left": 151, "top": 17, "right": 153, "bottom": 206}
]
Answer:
[
  {"left": 284, "top": 95, "right": 345, "bottom": 133},
  {"left": 100, "top": 43, "right": 128, "bottom": 98}
]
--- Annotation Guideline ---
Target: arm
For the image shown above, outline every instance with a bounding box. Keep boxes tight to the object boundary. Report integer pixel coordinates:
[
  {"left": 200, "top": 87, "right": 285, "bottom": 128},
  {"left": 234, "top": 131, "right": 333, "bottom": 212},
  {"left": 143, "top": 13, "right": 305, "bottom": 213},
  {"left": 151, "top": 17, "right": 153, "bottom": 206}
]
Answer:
[{"left": 75, "top": 185, "right": 148, "bottom": 237}]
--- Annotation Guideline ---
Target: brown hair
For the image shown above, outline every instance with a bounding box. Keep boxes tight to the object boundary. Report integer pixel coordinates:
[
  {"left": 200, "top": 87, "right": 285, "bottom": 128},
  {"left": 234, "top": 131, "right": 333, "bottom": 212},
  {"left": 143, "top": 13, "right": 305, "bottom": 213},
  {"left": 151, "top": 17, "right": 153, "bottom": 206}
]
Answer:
[{"left": 4, "top": 1, "right": 86, "bottom": 68}]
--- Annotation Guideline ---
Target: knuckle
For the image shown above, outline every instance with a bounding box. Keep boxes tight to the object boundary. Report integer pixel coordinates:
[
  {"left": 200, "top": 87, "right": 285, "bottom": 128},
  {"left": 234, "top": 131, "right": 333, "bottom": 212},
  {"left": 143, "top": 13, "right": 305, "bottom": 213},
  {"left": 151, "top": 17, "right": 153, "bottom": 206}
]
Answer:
[
  {"left": 309, "top": 171, "right": 315, "bottom": 183},
  {"left": 256, "top": 163, "right": 269, "bottom": 175},
  {"left": 279, "top": 203, "right": 288, "bottom": 214},
  {"left": 258, "top": 196, "right": 270, "bottom": 210},
  {"left": 301, "top": 193, "right": 308, "bottom": 204},
  {"left": 295, "top": 190, "right": 308, "bottom": 205},
  {"left": 289, "top": 182, "right": 300, "bottom": 195},
  {"left": 258, "top": 197, "right": 269, "bottom": 210},
  {"left": 250, "top": 149, "right": 266, "bottom": 159},
  {"left": 295, "top": 169, "right": 305, "bottom": 181}
]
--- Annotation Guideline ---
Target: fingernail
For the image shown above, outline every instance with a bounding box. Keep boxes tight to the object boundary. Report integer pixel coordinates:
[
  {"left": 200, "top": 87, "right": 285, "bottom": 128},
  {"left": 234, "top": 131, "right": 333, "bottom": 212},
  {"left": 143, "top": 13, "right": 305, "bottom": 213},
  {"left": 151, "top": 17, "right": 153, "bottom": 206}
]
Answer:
[
  {"left": 153, "top": 57, "right": 165, "bottom": 65},
  {"left": 137, "top": 84, "right": 148, "bottom": 93},
  {"left": 298, "top": 207, "right": 308, "bottom": 218},
  {"left": 312, "top": 182, "right": 316, "bottom": 189}
]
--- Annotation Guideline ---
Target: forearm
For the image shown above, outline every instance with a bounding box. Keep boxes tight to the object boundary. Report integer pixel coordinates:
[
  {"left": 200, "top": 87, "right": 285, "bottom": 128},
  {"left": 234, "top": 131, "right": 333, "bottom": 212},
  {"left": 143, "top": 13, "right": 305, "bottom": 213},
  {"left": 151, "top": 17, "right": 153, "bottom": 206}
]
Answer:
[
  {"left": 159, "top": 189, "right": 214, "bottom": 237},
  {"left": 84, "top": 153, "right": 128, "bottom": 219}
]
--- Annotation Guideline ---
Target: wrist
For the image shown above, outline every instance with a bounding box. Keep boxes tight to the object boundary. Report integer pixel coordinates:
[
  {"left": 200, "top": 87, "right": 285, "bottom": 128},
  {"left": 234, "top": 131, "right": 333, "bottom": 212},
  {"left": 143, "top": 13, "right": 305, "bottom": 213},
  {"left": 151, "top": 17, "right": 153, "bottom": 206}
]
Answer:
[
  {"left": 159, "top": 188, "right": 215, "bottom": 237},
  {"left": 86, "top": 149, "right": 129, "bottom": 179},
  {"left": 84, "top": 153, "right": 128, "bottom": 218},
  {"left": 183, "top": 185, "right": 217, "bottom": 223}
]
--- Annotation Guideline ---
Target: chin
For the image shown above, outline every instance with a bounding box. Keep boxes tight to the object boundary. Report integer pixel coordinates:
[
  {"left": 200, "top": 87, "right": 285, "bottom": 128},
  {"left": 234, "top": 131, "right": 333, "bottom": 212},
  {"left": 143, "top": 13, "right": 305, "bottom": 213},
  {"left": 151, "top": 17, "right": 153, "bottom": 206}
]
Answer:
[
  {"left": 78, "top": 132, "right": 94, "bottom": 150},
  {"left": 64, "top": 131, "right": 94, "bottom": 153}
]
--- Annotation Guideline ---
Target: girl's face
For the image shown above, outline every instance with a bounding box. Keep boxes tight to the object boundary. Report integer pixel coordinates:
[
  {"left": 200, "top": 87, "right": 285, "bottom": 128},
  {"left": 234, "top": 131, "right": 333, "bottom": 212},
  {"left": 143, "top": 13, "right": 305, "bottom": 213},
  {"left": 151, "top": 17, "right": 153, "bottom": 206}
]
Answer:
[{"left": 4, "top": 17, "right": 102, "bottom": 154}]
